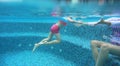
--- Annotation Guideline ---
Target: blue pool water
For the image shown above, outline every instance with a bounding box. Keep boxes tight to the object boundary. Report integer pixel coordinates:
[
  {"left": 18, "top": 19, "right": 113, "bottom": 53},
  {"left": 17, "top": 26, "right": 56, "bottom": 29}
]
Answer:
[
  {"left": 0, "top": 22, "right": 120, "bottom": 66},
  {"left": 0, "top": 0, "right": 120, "bottom": 66}
]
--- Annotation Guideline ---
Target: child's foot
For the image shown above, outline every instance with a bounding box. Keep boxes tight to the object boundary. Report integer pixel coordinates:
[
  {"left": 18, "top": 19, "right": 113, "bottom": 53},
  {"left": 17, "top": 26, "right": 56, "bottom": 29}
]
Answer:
[{"left": 32, "top": 42, "right": 44, "bottom": 52}]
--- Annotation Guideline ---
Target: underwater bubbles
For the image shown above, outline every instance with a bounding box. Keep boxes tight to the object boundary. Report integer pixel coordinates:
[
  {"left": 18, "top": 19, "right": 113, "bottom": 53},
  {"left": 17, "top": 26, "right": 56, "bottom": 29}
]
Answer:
[
  {"left": 59, "top": 49, "right": 62, "bottom": 52},
  {"left": 30, "top": 27, "right": 33, "bottom": 30},
  {"left": 18, "top": 43, "right": 22, "bottom": 47},
  {"left": 51, "top": 46, "right": 54, "bottom": 49},
  {"left": 29, "top": 43, "right": 32, "bottom": 47},
  {"left": 103, "top": 35, "right": 108, "bottom": 39},
  {"left": 64, "top": 29, "right": 67, "bottom": 32}
]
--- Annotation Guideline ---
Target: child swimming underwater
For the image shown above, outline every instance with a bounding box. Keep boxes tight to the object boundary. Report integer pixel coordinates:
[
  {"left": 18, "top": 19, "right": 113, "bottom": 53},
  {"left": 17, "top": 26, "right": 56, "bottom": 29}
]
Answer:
[{"left": 32, "top": 16, "right": 83, "bottom": 52}]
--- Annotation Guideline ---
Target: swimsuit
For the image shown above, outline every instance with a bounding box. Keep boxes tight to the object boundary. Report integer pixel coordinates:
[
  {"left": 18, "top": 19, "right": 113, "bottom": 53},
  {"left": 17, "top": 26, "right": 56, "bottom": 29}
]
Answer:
[
  {"left": 50, "top": 17, "right": 68, "bottom": 34},
  {"left": 60, "top": 21, "right": 67, "bottom": 26},
  {"left": 59, "top": 17, "right": 68, "bottom": 26},
  {"left": 50, "top": 24, "right": 59, "bottom": 34}
]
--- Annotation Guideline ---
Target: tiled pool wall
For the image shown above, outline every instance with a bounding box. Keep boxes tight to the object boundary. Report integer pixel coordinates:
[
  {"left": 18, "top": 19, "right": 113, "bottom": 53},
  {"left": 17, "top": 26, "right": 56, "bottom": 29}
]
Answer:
[
  {"left": 63, "top": 23, "right": 112, "bottom": 40},
  {"left": 0, "top": 22, "right": 112, "bottom": 40},
  {"left": 0, "top": 22, "right": 120, "bottom": 66},
  {"left": 0, "top": 22, "right": 112, "bottom": 43},
  {"left": 0, "top": 22, "right": 112, "bottom": 51}
]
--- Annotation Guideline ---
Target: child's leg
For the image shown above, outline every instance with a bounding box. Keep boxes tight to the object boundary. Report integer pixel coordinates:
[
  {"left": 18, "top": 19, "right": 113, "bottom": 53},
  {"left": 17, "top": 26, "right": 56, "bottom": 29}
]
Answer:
[
  {"left": 91, "top": 40, "right": 106, "bottom": 62},
  {"left": 95, "top": 44, "right": 109, "bottom": 66},
  {"left": 91, "top": 40, "right": 108, "bottom": 62},
  {"left": 44, "top": 33, "right": 61, "bottom": 44},
  {"left": 32, "top": 32, "right": 53, "bottom": 52},
  {"left": 39, "top": 32, "right": 53, "bottom": 43},
  {"left": 109, "top": 44, "right": 120, "bottom": 56},
  {"left": 32, "top": 43, "right": 41, "bottom": 52},
  {"left": 91, "top": 40, "right": 109, "bottom": 66},
  {"left": 96, "top": 44, "right": 120, "bottom": 66}
]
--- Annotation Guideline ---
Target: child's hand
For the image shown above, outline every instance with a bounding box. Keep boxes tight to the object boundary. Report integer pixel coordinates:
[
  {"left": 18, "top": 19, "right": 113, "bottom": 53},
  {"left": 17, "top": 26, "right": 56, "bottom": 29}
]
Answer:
[{"left": 32, "top": 43, "right": 41, "bottom": 52}]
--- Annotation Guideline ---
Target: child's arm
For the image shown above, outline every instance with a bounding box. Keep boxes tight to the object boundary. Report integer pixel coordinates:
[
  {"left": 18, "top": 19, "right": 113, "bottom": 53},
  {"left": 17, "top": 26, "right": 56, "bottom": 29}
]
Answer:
[
  {"left": 43, "top": 40, "right": 60, "bottom": 44},
  {"left": 94, "top": 18, "right": 111, "bottom": 26},
  {"left": 67, "top": 17, "right": 84, "bottom": 24}
]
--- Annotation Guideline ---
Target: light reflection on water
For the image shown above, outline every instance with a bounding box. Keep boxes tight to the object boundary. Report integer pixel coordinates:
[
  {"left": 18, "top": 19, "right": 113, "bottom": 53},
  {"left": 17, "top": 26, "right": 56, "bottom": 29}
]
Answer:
[{"left": 0, "top": 0, "right": 119, "bottom": 18}]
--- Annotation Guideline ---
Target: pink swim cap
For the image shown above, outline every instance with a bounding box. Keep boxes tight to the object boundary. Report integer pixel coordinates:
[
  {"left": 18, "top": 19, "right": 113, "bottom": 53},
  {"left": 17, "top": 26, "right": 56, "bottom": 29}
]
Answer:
[{"left": 60, "top": 21, "right": 67, "bottom": 26}]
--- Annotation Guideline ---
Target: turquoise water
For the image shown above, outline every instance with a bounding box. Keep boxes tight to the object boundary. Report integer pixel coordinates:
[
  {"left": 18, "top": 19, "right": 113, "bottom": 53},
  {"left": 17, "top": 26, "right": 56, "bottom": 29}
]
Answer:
[
  {"left": 0, "top": 0, "right": 120, "bottom": 66},
  {"left": 0, "top": 22, "right": 119, "bottom": 66}
]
